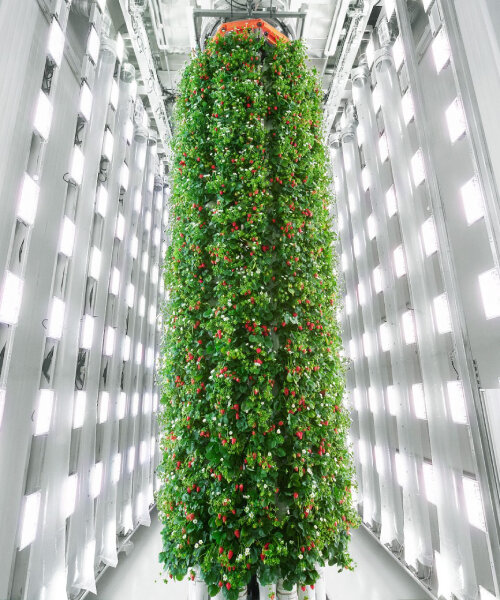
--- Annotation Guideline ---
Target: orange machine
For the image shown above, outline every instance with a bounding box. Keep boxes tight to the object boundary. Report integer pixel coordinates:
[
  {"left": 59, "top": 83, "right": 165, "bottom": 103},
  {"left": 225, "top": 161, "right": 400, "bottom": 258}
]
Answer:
[{"left": 215, "top": 18, "right": 289, "bottom": 45}]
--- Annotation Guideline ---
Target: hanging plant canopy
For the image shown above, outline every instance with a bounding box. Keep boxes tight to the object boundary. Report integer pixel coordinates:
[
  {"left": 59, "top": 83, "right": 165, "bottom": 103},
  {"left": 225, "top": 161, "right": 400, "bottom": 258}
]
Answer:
[{"left": 158, "top": 27, "right": 359, "bottom": 599}]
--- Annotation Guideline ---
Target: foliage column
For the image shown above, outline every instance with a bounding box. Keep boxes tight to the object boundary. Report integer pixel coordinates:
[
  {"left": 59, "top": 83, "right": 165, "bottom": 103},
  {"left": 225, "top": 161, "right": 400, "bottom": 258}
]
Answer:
[{"left": 158, "top": 29, "right": 359, "bottom": 599}]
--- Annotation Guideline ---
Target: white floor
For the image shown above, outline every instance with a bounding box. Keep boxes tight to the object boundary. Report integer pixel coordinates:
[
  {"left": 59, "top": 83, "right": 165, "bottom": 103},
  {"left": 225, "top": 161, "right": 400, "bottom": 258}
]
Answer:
[{"left": 89, "top": 511, "right": 428, "bottom": 600}]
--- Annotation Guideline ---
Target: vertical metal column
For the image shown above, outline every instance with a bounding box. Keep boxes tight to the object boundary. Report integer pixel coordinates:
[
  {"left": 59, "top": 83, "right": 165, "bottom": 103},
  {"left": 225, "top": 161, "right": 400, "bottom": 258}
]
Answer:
[
  {"left": 351, "top": 63, "right": 433, "bottom": 571},
  {"left": 341, "top": 106, "right": 404, "bottom": 548},
  {"left": 376, "top": 43, "right": 477, "bottom": 599},
  {"left": 333, "top": 134, "right": 380, "bottom": 527}
]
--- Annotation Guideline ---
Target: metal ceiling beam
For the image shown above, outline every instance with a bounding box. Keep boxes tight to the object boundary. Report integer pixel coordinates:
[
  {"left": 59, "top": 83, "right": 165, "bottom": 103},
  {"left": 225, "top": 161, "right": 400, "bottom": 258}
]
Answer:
[{"left": 117, "top": 0, "right": 172, "bottom": 159}]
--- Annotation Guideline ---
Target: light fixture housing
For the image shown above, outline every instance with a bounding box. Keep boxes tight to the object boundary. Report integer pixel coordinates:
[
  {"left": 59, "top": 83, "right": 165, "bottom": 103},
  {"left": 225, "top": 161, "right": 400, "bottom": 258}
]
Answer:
[
  {"left": 87, "top": 26, "right": 100, "bottom": 64},
  {"left": 17, "top": 173, "right": 40, "bottom": 226},
  {"left": 33, "top": 91, "right": 53, "bottom": 141},
  {"left": 19, "top": 491, "right": 41, "bottom": 549},
  {"left": 478, "top": 268, "right": 500, "bottom": 320},
  {"left": 80, "top": 314, "right": 94, "bottom": 349},
  {"left": 0, "top": 271, "right": 24, "bottom": 325},
  {"left": 69, "top": 146, "right": 85, "bottom": 185},
  {"left": 79, "top": 82, "right": 93, "bottom": 122},
  {"left": 34, "top": 389, "right": 54, "bottom": 435},
  {"left": 47, "top": 297, "right": 65, "bottom": 339},
  {"left": 59, "top": 217, "right": 76, "bottom": 257},
  {"left": 460, "top": 177, "right": 484, "bottom": 225},
  {"left": 47, "top": 18, "right": 65, "bottom": 66},
  {"left": 73, "top": 391, "right": 86, "bottom": 429}
]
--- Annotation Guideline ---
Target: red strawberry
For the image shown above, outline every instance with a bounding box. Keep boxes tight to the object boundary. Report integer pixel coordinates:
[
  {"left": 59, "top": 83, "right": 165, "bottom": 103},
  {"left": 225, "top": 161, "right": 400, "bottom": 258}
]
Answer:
[
  {"left": 219, "top": 547, "right": 224, "bottom": 554},
  {"left": 228, "top": 550, "right": 234, "bottom": 560},
  {"left": 234, "top": 529, "right": 240, "bottom": 538}
]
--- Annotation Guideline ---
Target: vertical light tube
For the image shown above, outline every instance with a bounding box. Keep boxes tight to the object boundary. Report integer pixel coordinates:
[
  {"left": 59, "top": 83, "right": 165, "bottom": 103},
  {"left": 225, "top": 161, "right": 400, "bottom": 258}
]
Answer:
[
  {"left": 333, "top": 134, "right": 380, "bottom": 527},
  {"left": 352, "top": 63, "right": 433, "bottom": 570},
  {"left": 341, "top": 106, "right": 404, "bottom": 547},
  {"left": 65, "top": 36, "right": 117, "bottom": 597},
  {"left": 94, "top": 62, "right": 136, "bottom": 569},
  {"left": 375, "top": 45, "right": 477, "bottom": 597}
]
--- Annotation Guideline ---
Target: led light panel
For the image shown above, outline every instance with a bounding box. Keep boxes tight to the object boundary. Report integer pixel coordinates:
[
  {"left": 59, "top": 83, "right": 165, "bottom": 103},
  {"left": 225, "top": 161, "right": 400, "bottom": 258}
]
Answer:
[
  {"left": 140, "top": 440, "right": 148, "bottom": 464},
  {"left": 127, "top": 446, "right": 136, "bottom": 472},
  {"left": 59, "top": 216, "right": 76, "bottom": 257},
  {"left": 87, "top": 26, "right": 100, "bottom": 64},
  {"left": 345, "top": 294, "right": 352, "bottom": 315},
  {"left": 478, "top": 268, "right": 500, "bottom": 320},
  {"left": 368, "top": 387, "right": 377, "bottom": 413},
  {"left": 144, "top": 210, "right": 152, "bottom": 231},
  {"left": 423, "top": 462, "right": 436, "bottom": 503},
  {"left": 135, "top": 342, "right": 143, "bottom": 364},
  {"left": 349, "top": 339, "right": 357, "bottom": 361},
  {"left": 365, "top": 39, "right": 375, "bottom": 68},
  {"left": 125, "top": 119, "right": 133, "bottom": 144},
  {"left": 115, "top": 212, "right": 125, "bottom": 241},
  {"left": 112, "top": 453, "right": 122, "bottom": 483},
  {"left": 90, "top": 461, "right": 103, "bottom": 498},
  {"left": 33, "top": 91, "right": 53, "bottom": 140},
  {"left": 139, "top": 295, "right": 146, "bottom": 317},
  {"left": 19, "top": 491, "right": 41, "bottom": 549},
  {"left": 372, "top": 85, "right": 381, "bottom": 113},
  {"left": 17, "top": 173, "right": 40, "bottom": 226},
  {"left": 79, "top": 82, "right": 93, "bottom": 121},
  {"left": 130, "top": 235, "right": 138, "bottom": 259},
  {"left": 393, "top": 245, "right": 407, "bottom": 278},
  {"left": 392, "top": 37, "right": 404, "bottom": 71},
  {"left": 402, "top": 89, "right": 415, "bottom": 125},
  {"left": 373, "top": 265, "right": 383, "bottom": 294},
  {"left": 432, "top": 28, "right": 451, "bottom": 73},
  {"left": 395, "top": 452, "right": 406, "bottom": 486},
  {"left": 374, "top": 445, "right": 385, "bottom": 475},
  {"left": 348, "top": 192, "right": 356, "bottom": 213},
  {"left": 47, "top": 18, "right": 65, "bottom": 66},
  {"left": 120, "top": 163, "right": 129, "bottom": 190},
  {"left": 141, "top": 252, "right": 149, "bottom": 273},
  {"left": 357, "top": 282, "right": 366, "bottom": 306},
  {"left": 151, "top": 264, "right": 159, "bottom": 285},
  {"left": 148, "top": 305, "right": 156, "bottom": 325},
  {"left": 412, "top": 383, "right": 427, "bottom": 419},
  {"left": 447, "top": 380, "right": 468, "bottom": 424},
  {"left": 80, "top": 314, "right": 94, "bottom": 350},
  {"left": 73, "top": 391, "right": 86, "bottom": 429},
  {"left": 47, "top": 297, "right": 65, "bottom": 339},
  {"left": 353, "top": 234, "right": 360, "bottom": 257},
  {"left": 411, "top": 149, "right": 426, "bottom": 187},
  {"left": 433, "top": 293, "right": 452, "bottom": 334},
  {"left": 117, "top": 392, "right": 127, "bottom": 420},
  {"left": 461, "top": 177, "right": 484, "bottom": 225},
  {"left": 422, "top": 217, "right": 439, "bottom": 256},
  {"left": 34, "top": 389, "right": 54, "bottom": 435},
  {"left": 110, "top": 79, "right": 119, "bottom": 111},
  {"left": 379, "top": 133, "right": 389, "bottom": 163},
  {"left": 103, "top": 327, "right": 115, "bottom": 357},
  {"left": 131, "top": 392, "right": 139, "bottom": 417},
  {"left": 110, "top": 267, "right": 120, "bottom": 295},
  {"left": 62, "top": 473, "right": 78, "bottom": 518},
  {"left": 402, "top": 310, "right": 416, "bottom": 344},
  {"left": 102, "top": 129, "right": 114, "bottom": 161},
  {"left": 386, "top": 185, "right": 397, "bottom": 217},
  {"left": 116, "top": 33, "right": 124, "bottom": 63},
  {"left": 89, "top": 247, "right": 101, "bottom": 280},
  {"left": 69, "top": 146, "right": 85, "bottom": 185},
  {"left": 0, "top": 271, "right": 24, "bottom": 325},
  {"left": 464, "top": 483, "right": 486, "bottom": 530},
  {"left": 96, "top": 184, "right": 108, "bottom": 217},
  {"left": 387, "top": 385, "right": 399, "bottom": 416},
  {"left": 123, "top": 335, "right": 131, "bottom": 361},
  {"left": 445, "top": 97, "right": 467, "bottom": 143},
  {"left": 98, "top": 391, "right": 109, "bottom": 423},
  {"left": 126, "top": 283, "right": 135, "bottom": 307},
  {"left": 379, "top": 322, "right": 391, "bottom": 352},
  {"left": 341, "top": 252, "right": 348, "bottom": 272}
]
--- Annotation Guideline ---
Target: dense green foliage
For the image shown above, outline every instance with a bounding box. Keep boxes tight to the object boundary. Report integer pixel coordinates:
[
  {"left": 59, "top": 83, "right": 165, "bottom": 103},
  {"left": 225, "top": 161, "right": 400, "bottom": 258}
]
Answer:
[{"left": 158, "top": 29, "right": 358, "bottom": 599}]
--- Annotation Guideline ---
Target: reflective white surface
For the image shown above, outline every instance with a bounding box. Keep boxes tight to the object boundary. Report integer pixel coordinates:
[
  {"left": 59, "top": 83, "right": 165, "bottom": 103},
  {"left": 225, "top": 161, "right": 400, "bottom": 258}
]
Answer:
[{"left": 92, "top": 514, "right": 428, "bottom": 600}]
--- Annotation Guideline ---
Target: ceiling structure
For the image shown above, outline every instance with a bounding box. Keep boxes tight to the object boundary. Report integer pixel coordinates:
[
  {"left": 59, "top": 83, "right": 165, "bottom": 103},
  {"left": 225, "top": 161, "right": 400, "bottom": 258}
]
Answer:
[{"left": 108, "top": 0, "right": 382, "bottom": 161}]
